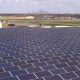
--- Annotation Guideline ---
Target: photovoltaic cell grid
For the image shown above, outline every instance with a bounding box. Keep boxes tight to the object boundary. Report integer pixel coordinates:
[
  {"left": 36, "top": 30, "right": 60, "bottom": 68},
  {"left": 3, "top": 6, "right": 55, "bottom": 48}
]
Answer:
[{"left": 0, "top": 27, "right": 80, "bottom": 80}]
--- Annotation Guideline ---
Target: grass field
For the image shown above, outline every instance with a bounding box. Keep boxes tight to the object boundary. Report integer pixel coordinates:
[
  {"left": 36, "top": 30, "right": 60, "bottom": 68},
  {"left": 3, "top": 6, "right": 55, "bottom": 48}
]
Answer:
[
  {"left": 22, "top": 19, "right": 80, "bottom": 27},
  {"left": 1, "top": 18, "right": 80, "bottom": 27}
]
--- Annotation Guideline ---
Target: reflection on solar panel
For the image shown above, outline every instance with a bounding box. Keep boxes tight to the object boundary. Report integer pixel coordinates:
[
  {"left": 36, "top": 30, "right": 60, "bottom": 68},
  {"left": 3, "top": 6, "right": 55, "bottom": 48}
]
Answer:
[{"left": 0, "top": 27, "right": 80, "bottom": 80}]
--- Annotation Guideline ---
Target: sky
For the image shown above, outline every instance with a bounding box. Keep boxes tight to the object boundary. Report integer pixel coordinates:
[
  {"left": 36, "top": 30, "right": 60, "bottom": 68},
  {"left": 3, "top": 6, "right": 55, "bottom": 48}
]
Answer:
[{"left": 0, "top": 0, "right": 80, "bottom": 13}]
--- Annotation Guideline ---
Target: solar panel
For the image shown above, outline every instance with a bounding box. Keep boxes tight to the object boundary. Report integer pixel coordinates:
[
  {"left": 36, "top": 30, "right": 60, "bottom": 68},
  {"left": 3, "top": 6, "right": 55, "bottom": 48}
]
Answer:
[{"left": 0, "top": 27, "right": 80, "bottom": 80}]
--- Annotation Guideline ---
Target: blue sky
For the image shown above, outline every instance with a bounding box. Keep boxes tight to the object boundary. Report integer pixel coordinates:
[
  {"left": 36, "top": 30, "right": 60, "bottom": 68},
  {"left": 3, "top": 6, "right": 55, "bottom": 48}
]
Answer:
[{"left": 0, "top": 0, "right": 80, "bottom": 13}]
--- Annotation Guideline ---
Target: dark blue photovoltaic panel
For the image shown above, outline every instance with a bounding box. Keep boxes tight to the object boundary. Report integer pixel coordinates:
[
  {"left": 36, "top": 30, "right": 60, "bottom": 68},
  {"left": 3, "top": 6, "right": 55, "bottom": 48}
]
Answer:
[
  {"left": 0, "top": 77, "right": 18, "bottom": 80},
  {"left": 0, "top": 27, "right": 80, "bottom": 80}
]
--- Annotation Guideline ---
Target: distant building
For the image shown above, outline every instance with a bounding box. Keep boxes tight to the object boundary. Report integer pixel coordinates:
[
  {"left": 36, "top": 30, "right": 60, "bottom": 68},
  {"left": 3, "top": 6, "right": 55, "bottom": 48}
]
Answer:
[
  {"left": 0, "top": 21, "right": 8, "bottom": 28},
  {"left": 0, "top": 13, "right": 79, "bottom": 20},
  {"left": 25, "top": 16, "right": 34, "bottom": 19}
]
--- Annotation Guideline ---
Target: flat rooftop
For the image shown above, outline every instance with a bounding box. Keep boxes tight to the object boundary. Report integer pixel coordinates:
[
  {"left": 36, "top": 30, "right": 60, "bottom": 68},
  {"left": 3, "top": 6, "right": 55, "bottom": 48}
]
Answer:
[{"left": 0, "top": 27, "right": 80, "bottom": 80}]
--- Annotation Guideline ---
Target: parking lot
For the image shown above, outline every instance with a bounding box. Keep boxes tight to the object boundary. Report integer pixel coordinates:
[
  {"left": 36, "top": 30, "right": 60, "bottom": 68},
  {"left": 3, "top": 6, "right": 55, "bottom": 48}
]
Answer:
[{"left": 0, "top": 27, "right": 80, "bottom": 80}]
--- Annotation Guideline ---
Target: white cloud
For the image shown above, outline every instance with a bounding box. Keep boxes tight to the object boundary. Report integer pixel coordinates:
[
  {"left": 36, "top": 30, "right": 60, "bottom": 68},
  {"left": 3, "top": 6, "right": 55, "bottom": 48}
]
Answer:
[
  {"left": 0, "top": 0, "right": 22, "bottom": 2},
  {"left": 30, "top": 1, "right": 39, "bottom": 5},
  {"left": 0, "top": 0, "right": 80, "bottom": 13}
]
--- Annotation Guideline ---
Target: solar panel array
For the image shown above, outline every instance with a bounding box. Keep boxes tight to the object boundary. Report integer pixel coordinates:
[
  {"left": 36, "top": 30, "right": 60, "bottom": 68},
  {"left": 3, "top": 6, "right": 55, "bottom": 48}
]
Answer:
[{"left": 0, "top": 27, "right": 80, "bottom": 80}]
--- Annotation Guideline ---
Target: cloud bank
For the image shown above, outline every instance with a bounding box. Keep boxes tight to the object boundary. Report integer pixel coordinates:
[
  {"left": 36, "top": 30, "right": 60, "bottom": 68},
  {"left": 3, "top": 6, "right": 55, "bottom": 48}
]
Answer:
[{"left": 0, "top": 0, "right": 80, "bottom": 13}]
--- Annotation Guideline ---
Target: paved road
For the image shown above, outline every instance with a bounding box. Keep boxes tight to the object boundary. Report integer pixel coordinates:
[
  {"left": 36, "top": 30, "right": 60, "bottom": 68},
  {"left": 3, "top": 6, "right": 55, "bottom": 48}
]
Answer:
[{"left": 0, "top": 27, "right": 80, "bottom": 80}]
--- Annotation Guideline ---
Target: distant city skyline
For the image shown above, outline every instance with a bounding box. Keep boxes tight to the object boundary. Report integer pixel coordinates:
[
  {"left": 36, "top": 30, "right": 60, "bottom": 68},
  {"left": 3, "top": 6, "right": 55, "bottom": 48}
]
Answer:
[{"left": 0, "top": 0, "right": 80, "bottom": 14}]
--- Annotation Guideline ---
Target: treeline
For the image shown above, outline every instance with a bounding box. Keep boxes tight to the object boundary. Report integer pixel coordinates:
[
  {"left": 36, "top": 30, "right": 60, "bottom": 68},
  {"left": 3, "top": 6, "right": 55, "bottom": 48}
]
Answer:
[{"left": 0, "top": 13, "right": 80, "bottom": 19}]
